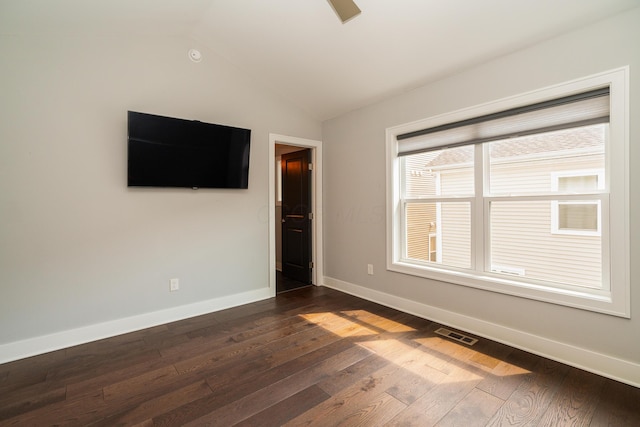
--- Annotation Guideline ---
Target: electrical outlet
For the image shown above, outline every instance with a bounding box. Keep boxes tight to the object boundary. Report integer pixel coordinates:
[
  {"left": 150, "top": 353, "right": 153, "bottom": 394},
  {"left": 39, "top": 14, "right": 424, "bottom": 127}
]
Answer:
[
  {"left": 170, "top": 278, "right": 179, "bottom": 292},
  {"left": 367, "top": 264, "right": 374, "bottom": 275}
]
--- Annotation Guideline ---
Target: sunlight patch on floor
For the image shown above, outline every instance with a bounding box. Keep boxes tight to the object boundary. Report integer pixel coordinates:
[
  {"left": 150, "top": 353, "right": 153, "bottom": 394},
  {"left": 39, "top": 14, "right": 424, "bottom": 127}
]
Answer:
[
  {"left": 359, "top": 334, "right": 483, "bottom": 382},
  {"left": 300, "top": 312, "right": 380, "bottom": 337},
  {"left": 339, "top": 310, "right": 416, "bottom": 333},
  {"left": 300, "top": 310, "right": 416, "bottom": 337},
  {"left": 301, "top": 311, "right": 531, "bottom": 380}
]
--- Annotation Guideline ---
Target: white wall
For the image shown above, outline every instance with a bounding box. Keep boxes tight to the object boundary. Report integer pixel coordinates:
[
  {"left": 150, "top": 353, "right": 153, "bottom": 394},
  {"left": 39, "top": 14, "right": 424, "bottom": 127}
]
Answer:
[
  {"left": 0, "top": 34, "right": 320, "bottom": 355},
  {"left": 322, "top": 8, "right": 640, "bottom": 384}
]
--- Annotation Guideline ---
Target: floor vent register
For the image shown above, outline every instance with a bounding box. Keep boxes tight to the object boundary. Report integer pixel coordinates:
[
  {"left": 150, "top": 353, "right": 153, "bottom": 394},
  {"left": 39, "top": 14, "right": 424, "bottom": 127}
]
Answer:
[{"left": 435, "top": 327, "right": 478, "bottom": 346}]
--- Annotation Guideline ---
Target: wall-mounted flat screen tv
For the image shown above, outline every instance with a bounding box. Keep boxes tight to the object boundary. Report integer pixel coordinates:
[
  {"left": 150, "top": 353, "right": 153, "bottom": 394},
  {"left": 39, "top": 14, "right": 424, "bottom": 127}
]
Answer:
[{"left": 127, "top": 111, "right": 251, "bottom": 189}]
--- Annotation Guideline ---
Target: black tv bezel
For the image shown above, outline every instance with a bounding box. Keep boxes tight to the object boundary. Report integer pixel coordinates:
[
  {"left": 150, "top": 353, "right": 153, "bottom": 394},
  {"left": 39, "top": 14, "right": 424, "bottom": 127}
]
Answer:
[{"left": 127, "top": 111, "right": 251, "bottom": 189}]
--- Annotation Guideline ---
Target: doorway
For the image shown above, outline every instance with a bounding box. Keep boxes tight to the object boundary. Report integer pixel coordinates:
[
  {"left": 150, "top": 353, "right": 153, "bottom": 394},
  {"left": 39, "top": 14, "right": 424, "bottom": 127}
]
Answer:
[
  {"left": 269, "top": 134, "right": 323, "bottom": 294},
  {"left": 280, "top": 148, "right": 312, "bottom": 290}
]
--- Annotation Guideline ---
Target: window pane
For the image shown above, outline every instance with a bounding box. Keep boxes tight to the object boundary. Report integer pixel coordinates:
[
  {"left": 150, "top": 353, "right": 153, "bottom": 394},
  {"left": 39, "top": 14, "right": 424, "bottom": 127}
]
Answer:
[
  {"left": 558, "top": 175, "right": 598, "bottom": 192},
  {"left": 558, "top": 202, "right": 598, "bottom": 231},
  {"left": 405, "top": 202, "right": 470, "bottom": 269},
  {"left": 403, "top": 146, "right": 474, "bottom": 198},
  {"left": 488, "top": 124, "right": 605, "bottom": 195},
  {"left": 490, "top": 200, "right": 602, "bottom": 289}
]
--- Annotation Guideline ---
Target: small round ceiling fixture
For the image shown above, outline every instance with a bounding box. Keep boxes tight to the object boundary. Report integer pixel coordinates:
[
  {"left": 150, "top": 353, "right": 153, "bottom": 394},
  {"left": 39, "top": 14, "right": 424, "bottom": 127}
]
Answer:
[{"left": 188, "top": 49, "right": 202, "bottom": 63}]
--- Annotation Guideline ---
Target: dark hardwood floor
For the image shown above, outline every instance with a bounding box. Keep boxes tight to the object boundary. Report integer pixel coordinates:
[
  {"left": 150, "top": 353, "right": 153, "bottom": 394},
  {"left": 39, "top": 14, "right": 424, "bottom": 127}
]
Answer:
[{"left": 1, "top": 286, "right": 639, "bottom": 426}]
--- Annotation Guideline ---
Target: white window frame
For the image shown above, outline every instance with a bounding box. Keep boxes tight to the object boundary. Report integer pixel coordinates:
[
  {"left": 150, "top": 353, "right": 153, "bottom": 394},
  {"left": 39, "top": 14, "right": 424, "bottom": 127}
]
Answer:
[
  {"left": 550, "top": 170, "right": 604, "bottom": 236},
  {"left": 386, "top": 68, "right": 630, "bottom": 317}
]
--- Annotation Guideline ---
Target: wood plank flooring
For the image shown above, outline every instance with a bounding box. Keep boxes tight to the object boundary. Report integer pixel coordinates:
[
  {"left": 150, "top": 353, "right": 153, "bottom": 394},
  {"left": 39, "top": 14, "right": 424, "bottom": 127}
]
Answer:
[{"left": 1, "top": 286, "right": 639, "bottom": 426}]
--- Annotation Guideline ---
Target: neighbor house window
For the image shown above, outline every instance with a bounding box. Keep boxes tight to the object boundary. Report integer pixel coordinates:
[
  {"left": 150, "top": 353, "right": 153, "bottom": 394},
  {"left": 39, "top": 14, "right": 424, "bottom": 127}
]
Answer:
[
  {"left": 386, "top": 68, "right": 629, "bottom": 317},
  {"left": 551, "top": 171, "right": 604, "bottom": 236}
]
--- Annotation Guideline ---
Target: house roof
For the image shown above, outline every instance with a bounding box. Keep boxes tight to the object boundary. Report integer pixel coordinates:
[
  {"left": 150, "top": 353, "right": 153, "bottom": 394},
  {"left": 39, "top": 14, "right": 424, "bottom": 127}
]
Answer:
[
  {"left": 1, "top": 1, "right": 637, "bottom": 121},
  {"left": 425, "top": 125, "right": 605, "bottom": 168}
]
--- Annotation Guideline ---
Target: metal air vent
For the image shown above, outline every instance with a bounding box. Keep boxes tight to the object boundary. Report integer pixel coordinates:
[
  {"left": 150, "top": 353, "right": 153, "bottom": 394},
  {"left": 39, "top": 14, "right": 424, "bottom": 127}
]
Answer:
[{"left": 435, "top": 327, "right": 478, "bottom": 346}]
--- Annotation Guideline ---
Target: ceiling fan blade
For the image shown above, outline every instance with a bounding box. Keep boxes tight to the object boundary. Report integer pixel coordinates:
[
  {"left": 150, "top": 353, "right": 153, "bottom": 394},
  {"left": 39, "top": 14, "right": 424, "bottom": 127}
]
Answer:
[{"left": 327, "top": 0, "right": 361, "bottom": 23}]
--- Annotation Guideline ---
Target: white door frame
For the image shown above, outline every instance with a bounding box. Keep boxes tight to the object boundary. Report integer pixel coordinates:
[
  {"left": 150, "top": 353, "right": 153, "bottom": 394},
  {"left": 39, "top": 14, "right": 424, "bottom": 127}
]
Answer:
[{"left": 269, "top": 134, "right": 323, "bottom": 291}]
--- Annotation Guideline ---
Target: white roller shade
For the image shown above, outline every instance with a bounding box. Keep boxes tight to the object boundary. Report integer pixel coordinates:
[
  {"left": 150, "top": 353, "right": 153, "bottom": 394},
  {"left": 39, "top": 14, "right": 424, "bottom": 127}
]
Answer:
[{"left": 397, "top": 87, "right": 609, "bottom": 157}]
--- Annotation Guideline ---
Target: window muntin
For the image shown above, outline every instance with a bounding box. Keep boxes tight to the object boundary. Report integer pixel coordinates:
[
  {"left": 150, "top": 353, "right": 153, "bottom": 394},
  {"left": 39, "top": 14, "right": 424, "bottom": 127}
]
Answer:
[{"left": 388, "top": 68, "right": 629, "bottom": 316}]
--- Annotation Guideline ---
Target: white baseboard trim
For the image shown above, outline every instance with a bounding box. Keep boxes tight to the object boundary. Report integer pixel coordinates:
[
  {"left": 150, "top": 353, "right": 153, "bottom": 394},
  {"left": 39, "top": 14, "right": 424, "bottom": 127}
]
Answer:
[
  {"left": 323, "top": 276, "right": 640, "bottom": 388},
  {"left": 0, "top": 287, "right": 274, "bottom": 364}
]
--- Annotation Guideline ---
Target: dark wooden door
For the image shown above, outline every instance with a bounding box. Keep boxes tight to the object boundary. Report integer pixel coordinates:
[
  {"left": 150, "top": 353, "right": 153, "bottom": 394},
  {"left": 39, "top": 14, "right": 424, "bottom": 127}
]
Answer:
[{"left": 281, "top": 149, "right": 312, "bottom": 285}]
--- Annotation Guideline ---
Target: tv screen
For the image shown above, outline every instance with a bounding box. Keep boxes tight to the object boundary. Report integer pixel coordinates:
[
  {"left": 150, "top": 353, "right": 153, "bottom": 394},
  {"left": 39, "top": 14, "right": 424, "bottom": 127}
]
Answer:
[{"left": 127, "top": 111, "right": 251, "bottom": 189}]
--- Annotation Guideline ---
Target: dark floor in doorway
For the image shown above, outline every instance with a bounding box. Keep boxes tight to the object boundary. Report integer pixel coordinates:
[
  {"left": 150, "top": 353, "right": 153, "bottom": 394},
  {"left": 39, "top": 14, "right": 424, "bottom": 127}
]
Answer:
[{"left": 276, "top": 270, "right": 311, "bottom": 293}]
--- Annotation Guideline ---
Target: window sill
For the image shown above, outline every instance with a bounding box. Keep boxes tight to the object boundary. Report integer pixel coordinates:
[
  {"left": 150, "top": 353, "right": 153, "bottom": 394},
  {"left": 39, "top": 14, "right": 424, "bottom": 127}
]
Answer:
[{"left": 388, "top": 260, "right": 628, "bottom": 318}]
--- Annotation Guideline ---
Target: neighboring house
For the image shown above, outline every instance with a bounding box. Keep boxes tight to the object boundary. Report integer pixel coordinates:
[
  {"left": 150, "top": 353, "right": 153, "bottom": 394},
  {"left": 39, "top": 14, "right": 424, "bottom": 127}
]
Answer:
[{"left": 404, "top": 124, "right": 604, "bottom": 289}]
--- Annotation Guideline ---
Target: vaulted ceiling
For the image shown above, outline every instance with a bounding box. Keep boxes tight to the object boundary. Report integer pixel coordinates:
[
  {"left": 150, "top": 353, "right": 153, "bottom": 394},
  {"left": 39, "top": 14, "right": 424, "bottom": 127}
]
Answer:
[{"left": 2, "top": 0, "right": 638, "bottom": 120}]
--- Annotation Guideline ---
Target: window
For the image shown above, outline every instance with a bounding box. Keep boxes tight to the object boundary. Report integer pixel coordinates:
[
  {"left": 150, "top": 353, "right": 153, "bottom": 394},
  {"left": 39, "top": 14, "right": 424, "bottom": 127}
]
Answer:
[
  {"left": 386, "top": 69, "right": 629, "bottom": 316},
  {"left": 551, "top": 171, "right": 604, "bottom": 235}
]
